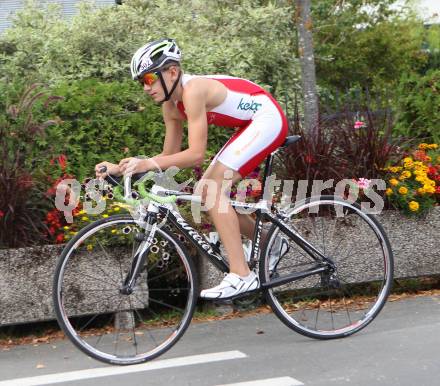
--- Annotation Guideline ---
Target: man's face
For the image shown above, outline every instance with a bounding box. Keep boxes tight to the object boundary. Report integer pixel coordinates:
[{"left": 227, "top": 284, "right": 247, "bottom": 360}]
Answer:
[{"left": 142, "top": 66, "right": 178, "bottom": 102}]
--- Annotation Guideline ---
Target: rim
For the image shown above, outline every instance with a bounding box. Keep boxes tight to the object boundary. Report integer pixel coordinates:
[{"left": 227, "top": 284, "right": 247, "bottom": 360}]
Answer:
[
  {"left": 266, "top": 198, "right": 392, "bottom": 336},
  {"left": 55, "top": 218, "right": 194, "bottom": 363}
]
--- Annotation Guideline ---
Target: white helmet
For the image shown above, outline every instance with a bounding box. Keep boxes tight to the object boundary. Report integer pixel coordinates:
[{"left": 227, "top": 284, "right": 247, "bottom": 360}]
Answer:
[{"left": 130, "top": 38, "right": 181, "bottom": 80}]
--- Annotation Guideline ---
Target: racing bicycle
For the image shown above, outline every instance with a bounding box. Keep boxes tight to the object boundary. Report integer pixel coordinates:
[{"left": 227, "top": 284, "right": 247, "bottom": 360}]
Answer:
[{"left": 53, "top": 135, "right": 394, "bottom": 365}]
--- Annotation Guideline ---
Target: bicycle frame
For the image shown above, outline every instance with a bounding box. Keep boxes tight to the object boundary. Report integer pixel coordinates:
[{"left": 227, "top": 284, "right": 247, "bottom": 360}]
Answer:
[
  {"left": 136, "top": 196, "right": 334, "bottom": 292},
  {"left": 118, "top": 134, "right": 332, "bottom": 293}
]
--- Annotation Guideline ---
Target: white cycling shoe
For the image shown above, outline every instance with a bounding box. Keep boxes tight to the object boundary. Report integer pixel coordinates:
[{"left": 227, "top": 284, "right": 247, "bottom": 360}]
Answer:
[
  {"left": 200, "top": 272, "right": 260, "bottom": 300},
  {"left": 268, "top": 235, "right": 290, "bottom": 272}
]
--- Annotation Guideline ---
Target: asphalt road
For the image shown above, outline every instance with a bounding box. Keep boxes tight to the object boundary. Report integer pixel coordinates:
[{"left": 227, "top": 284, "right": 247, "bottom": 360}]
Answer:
[{"left": 1, "top": 295, "right": 439, "bottom": 386}]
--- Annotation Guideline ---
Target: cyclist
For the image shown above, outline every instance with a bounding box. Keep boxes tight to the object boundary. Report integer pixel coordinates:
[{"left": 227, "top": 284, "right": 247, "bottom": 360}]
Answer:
[{"left": 95, "top": 38, "right": 289, "bottom": 299}]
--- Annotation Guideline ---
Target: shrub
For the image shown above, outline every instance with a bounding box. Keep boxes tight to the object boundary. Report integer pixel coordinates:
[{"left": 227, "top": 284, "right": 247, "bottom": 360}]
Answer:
[
  {"left": 0, "top": 0, "right": 300, "bottom": 102},
  {"left": 0, "top": 84, "right": 61, "bottom": 248},
  {"left": 393, "top": 69, "right": 440, "bottom": 142},
  {"left": 33, "top": 78, "right": 231, "bottom": 182},
  {"left": 277, "top": 109, "right": 405, "bottom": 199}
]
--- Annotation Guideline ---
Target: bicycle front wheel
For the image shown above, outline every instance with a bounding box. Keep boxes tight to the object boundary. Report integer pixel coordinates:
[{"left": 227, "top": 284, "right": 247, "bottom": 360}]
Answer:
[
  {"left": 261, "top": 195, "right": 393, "bottom": 339},
  {"left": 53, "top": 214, "right": 198, "bottom": 365}
]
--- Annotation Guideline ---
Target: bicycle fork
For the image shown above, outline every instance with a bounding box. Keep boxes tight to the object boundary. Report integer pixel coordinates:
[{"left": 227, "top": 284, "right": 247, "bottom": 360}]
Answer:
[{"left": 120, "top": 214, "right": 158, "bottom": 295}]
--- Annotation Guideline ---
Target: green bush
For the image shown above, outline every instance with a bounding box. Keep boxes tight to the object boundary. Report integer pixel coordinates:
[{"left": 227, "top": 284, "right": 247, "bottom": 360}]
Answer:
[
  {"left": 42, "top": 79, "right": 164, "bottom": 179},
  {"left": 28, "top": 78, "right": 229, "bottom": 180},
  {"left": 393, "top": 70, "right": 440, "bottom": 142},
  {"left": 0, "top": 0, "right": 300, "bottom": 101}
]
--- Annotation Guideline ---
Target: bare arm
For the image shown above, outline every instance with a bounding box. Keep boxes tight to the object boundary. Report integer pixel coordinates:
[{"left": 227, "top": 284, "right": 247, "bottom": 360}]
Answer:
[
  {"left": 144, "top": 80, "right": 208, "bottom": 171},
  {"left": 154, "top": 101, "right": 184, "bottom": 157}
]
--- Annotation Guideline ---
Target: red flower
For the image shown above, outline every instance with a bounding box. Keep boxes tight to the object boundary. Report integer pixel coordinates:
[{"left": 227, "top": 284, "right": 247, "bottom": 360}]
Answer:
[
  {"left": 56, "top": 234, "right": 64, "bottom": 243},
  {"left": 436, "top": 186, "right": 440, "bottom": 194},
  {"left": 304, "top": 154, "right": 316, "bottom": 164},
  {"left": 413, "top": 150, "right": 429, "bottom": 162},
  {"left": 57, "top": 154, "right": 67, "bottom": 171},
  {"left": 428, "top": 166, "right": 437, "bottom": 176},
  {"left": 248, "top": 188, "right": 262, "bottom": 198},
  {"left": 0, "top": 210, "right": 4, "bottom": 218}
]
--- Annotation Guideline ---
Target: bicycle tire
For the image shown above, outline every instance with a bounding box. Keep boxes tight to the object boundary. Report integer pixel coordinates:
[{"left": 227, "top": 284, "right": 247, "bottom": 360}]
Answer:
[
  {"left": 260, "top": 195, "right": 393, "bottom": 339},
  {"left": 53, "top": 214, "right": 198, "bottom": 365}
]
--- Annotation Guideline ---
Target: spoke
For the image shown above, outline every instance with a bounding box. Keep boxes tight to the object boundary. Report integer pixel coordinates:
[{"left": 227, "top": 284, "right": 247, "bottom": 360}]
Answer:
[
  {"left": 329, "top": 290, "right": 335, "bottom": 331},
  {"left": 133, "top": 307, "right": 160, "bottom": 348},
  {"left": 320, "top": 216, "right": 326, "bottom": 256},
  {"left": 130, "top": 292, "right": 180, "bottom": 335},
  {"left": 310, "top": 216, "right": 321, "bottom": 248},
  {"left": 128, "top": 291, "right": 149, "bottom": 309},
  {"left": 148, "top": 287, "right": 190, "bottom": 292},
  {"left": 292, "top": 220, "right": 325, "bottom": 264},
  {"left": 78, "top": 298, "right": 124, "bottom": 335},
  {"left": 286, "top": 287, "right": 328, "bottom": 303},
  {"left": 275, "top": 260, "right": 317, "bottom": 274},
  {"left": 314, "top": 300, "right": 320, "bottom": 330},
  {"left": 280, "top": 233, "right": 318, "bottom": 266},
  {"left": 87, "top": 239, "right": 123, "bottom": 286},
  {"left": 147, "top": 297, "right": 186, "bottom": 314},
  {"left": 66, "top": 271, "right": 119, "bottom": 288},
  {"left": 128, "top": 297, "right": 139, "bottom": 356},
  {"left": 117, "top": 248, "right": 128, "bottom": 283},
  {"left": 147, "top": 266, "right": 185, "bottom": 283},
  {"left": 66, "top": 291, "right": 123, "bottom": 312},
  {"left": 77, "top": 252, "right": 119, "bottom": 286},
  {"left": 341, "top": 296, "right": 353, "bottom": 325},
  {"left": 95, "top": 310, "right": 117, "bottom": 350}
]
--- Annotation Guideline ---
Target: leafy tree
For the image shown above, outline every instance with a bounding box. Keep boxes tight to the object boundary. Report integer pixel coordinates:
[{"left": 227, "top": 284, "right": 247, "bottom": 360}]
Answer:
[
  {"left": 0, "top": 0, "right": 300, "bottom": 101},
  {"left": 312, "top": 0, "right": 427, "bottom": 91},
  {"left": 393, "top": 69, "right": 440, "bottom": 142}
]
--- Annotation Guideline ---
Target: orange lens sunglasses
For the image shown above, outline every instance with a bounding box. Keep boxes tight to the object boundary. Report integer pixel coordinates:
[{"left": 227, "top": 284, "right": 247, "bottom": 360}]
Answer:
[{"left": 140, "top": 72, "right": 159, "bottom": 86}]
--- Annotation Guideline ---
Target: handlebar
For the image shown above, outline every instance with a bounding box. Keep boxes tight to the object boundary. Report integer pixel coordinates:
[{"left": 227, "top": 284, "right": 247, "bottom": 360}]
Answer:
[{"left": 98, "top": 166, "right": 200, "bottom": 206}]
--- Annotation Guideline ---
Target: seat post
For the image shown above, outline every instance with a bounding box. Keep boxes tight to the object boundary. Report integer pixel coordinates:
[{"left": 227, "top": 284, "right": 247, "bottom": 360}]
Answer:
[{"left": 261, "top": 152, "right": 276, "bottom": 197}]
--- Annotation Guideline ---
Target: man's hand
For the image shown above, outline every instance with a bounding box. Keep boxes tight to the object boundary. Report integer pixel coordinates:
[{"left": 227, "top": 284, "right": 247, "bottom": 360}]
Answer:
[
  {"left": 95, "top": 161, "right": 121, "bottom": 179},
  {"left": 119, "top": 157, "right": 149, "bottom": 176}
]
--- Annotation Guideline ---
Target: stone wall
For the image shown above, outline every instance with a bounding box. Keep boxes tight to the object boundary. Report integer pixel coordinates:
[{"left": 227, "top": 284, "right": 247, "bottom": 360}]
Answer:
[
  {"left": 0, "top": 244, "right": 148, "bottom": 326},
  {"left": 0, "top": 207, "right": 439, "bottom": 326},
  {"left": 199, "top": 207, "right": 440, "bottom": 289}
]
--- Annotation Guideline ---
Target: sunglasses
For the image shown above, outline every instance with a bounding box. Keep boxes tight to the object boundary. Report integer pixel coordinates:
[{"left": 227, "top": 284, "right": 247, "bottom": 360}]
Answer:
[{"left": 139, "top": 72, "right": 160, "bottom": 86}]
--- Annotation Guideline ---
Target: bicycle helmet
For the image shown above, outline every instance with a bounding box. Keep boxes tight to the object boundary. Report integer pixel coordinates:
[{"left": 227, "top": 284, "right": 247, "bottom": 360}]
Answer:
[{"left": 131, "top": 38, "right": 182, "bottom": 102}]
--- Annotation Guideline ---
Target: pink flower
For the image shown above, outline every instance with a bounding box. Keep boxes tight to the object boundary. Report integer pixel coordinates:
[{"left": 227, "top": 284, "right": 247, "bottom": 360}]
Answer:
[
  {"left": 354, "top": 178, "right": 371, "bottom": 189},
  {"left": 0, "top": 210, "right": 4, "bottom": 218},
  {"left": 354, "top": 121, "right": 365, "bottom": 129}
]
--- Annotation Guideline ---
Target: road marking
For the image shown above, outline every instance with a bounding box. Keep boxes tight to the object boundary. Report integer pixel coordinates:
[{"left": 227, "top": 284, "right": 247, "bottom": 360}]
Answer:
[
  {"left": 0, "top": 350, "right": 247, "bottom": 386},
  {"left": 216, "top": 377, "right": 304, "bottom": 386}
]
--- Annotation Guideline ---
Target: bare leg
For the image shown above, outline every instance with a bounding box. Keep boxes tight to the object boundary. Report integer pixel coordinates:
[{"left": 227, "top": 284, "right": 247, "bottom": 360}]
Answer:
[
  {"left": 195, "top": 162, "right": 249, "bottom": 277},
  {"left": 237, "top": 213, "right": 268, "bottom": 246}
]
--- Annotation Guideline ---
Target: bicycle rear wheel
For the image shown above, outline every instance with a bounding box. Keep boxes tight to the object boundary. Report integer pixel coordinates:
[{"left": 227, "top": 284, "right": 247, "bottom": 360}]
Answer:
[
  {"left": 260, "top": 195, "right": 393, "bottom": 339},
  {"left": 53, "top": 214, "right": 198, "bottom": 365}
]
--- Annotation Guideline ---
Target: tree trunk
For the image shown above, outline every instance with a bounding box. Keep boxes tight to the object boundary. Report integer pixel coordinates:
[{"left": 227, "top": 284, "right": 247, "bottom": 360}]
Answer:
[{"left": 295, "top": 0, "right": 319, "bottom": 138}]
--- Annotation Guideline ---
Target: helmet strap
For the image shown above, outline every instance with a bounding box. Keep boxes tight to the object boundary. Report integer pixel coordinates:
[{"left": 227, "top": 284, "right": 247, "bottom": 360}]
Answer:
[{"left": 158, "top": 70, "right": 182, "bottom": 103}]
